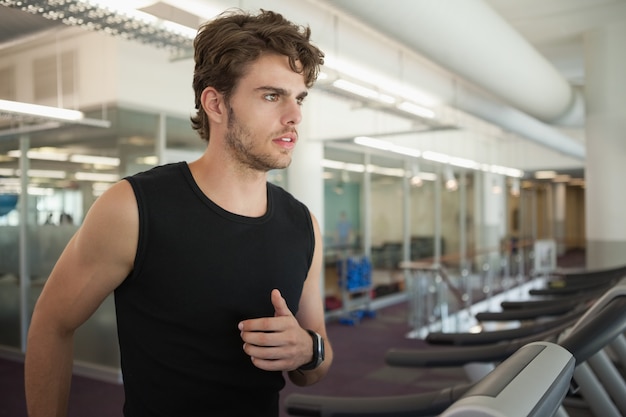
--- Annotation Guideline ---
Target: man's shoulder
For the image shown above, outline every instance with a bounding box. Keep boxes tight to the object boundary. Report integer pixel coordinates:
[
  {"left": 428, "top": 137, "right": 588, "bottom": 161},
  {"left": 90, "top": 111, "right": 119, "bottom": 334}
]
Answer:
[
  {"left": 268, "top": 182, "right": 307, "bottom": 209},
  {"left": 130, "top": 162, "right": 186, "bottom": 180}
]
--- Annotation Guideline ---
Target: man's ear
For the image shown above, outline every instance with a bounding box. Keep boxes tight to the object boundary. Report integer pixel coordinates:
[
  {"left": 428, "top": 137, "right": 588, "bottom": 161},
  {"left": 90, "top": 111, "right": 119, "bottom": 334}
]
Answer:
[{"left": 201, "top": 87, "right": 225, "bottom": 124}]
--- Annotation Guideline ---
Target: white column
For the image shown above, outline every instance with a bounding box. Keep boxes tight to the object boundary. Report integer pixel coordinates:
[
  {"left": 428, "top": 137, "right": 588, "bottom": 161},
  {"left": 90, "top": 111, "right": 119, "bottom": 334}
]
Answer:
[
  {"left": 287, "top": 119, "right": 325, "bottom": 295},
  {"left": 585, "top": 19, "right": 626, "bottom": 268},
  {"left": 288, "top": 139, "right": 324, "bottom": 231}
]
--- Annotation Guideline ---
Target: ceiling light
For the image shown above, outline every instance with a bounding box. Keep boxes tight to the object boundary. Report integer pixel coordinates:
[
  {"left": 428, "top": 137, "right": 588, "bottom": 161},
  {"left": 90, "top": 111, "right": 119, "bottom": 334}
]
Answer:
[
  {"left": 0, "top": 99, "right": 83, "bottom": 122},
  {"left": 332, "top": 79, "right": 396, "bottom": 104},
  {"left": 397, "top": 102, "right": 435, "bottom": 119},
  {"left": 489, "top": 165, "right": 524, "bottom": 178},
  {"left": 553, "top": 174, "right": 571, "bottom": 183},
  {"left": 323, "top": 56, "right": 439, "bottom": 107},
  {"left": 93, "top": 2, "right": 197, "bottom": 39},
  {"left": 410, "top": 163, "right": 423, "bottom": 187},
  {"left": 359, "top": 140, "right": 523, "bottom": 178},
  {"left": 321, "top": 159, "right": 366, "bottom": 173},
  {"left": 28, "top": 187, "right": 54, "bottom": 196},
  {"left": 7, "top": 149, "right": 69, "bottom": 161},
  {"left": 75, "top": 172, "right": 120, "bottom": 182},
  {"left": 92, "top": 181, "right": 113, "bottom": 197},
  {"left": 354, "top": 136, "right": 394, "bottom": 152},
  {"left": 1, "top": 0, "right": 194, "bottom": 52},
  {"left": 445, "top": 165, "right": 458, "bottom": 191},
  {"left": 23, "top": 169, "right": 67, "bottom": 179},
  {"left": 70, "top": 154, "right": 120, "bottom": 166},
  {"left": 354, "top": 136, "right": 421, "bottom": 158},
  {"left": 422, "top": 151, "right": 450, "bottom": 164},
  {"left": 321, "top": 158, "right": 438, "bottom": 182},
  {"left": 135, "top": 155, "right": 159, "bottom": 165},
  {"left": 369, "top": 166, "right": 405, "bottom": 177},
  {"left": 535, "top": 170, "right": 557, "bottom": 179},
  {"left": 449, "top": 156, "right": 481, "bottom": 170}
]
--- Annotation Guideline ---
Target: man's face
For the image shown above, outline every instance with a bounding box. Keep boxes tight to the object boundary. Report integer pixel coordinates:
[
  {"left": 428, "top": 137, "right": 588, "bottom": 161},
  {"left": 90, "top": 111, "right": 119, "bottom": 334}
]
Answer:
[{"left": 224, "top": 53, "right": 308, "bottom": 172}]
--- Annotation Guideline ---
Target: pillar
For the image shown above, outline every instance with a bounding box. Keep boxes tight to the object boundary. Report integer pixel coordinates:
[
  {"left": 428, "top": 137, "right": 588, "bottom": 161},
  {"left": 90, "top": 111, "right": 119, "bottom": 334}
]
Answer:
[
  {"left": 287, "top": 114, "right": 325, "bottom": 294},
  {"left": 584, "top": 19, "right": 626, "bottom": 268}
]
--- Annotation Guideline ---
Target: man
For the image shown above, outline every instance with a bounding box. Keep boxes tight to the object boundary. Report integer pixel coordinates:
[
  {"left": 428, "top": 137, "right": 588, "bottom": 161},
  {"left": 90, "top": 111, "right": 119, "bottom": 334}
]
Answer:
[{"left": 25, "top": 9, "right": 332, "bottom": 417}]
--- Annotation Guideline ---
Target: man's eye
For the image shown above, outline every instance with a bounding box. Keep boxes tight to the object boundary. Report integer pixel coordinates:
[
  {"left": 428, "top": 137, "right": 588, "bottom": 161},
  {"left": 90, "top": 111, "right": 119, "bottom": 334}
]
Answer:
[
  {"left": 264, "top": 93, "right": 279, "bottom": 101},
  {"left": 296, "top": 97, "right": 305, "bottom": 106}
]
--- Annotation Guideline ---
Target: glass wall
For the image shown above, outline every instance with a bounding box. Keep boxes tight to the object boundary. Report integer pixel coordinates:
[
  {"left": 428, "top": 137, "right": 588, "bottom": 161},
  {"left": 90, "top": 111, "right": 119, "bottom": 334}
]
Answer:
[
  {"left": 0, "top": 107, "right": 201, "bottom": 374},
  {"left": 320, "top": 146, "right": 476, "bottom": 305}
]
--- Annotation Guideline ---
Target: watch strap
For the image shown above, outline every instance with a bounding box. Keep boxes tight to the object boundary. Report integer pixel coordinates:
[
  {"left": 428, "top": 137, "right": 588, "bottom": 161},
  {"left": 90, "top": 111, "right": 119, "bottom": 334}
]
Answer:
[{"left": 298, "top": 329, "right": 324, "bottom": 371}]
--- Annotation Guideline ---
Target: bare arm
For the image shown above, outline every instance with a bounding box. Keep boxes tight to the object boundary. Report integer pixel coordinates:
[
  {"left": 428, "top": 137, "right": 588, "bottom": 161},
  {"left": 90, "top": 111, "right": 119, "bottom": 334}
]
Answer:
[
  {"left": 287, "top": 213, "right": 333, "bottom": 386},
  {"left": 25, "top": 180, "right": 138, "bottom": 417}
]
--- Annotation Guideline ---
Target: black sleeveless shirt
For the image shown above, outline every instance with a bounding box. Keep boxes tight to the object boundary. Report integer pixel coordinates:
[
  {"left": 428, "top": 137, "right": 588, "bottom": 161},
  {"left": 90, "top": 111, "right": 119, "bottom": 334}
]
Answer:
[{"left": 115, "top": 162, "right": 315, "bottom": 416}]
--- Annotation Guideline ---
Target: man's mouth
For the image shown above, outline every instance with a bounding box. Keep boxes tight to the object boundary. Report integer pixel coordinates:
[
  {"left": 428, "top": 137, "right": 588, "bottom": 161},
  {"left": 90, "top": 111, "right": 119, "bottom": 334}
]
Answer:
[{"left": 273, "top": 132, "right": 297, "bottom": 148}]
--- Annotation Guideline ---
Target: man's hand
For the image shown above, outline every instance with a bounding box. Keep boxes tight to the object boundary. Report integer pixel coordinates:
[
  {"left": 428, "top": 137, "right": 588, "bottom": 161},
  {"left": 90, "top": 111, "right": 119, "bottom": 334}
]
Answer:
[{"left": 238, "top": 289, "right": 312, "bottom": 371}]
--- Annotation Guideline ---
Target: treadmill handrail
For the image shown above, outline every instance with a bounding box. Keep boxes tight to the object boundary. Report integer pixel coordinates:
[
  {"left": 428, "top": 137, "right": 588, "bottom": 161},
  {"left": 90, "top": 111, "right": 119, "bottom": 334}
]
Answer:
[
  {"left": 440, "top": 341, "right": 575, "bottom": 417},
  {"left": 386, "top": 318, "right": 575, "bottom": 367},
  {"left": 425, "top": 309, "right": 582, "bottom": 346}
]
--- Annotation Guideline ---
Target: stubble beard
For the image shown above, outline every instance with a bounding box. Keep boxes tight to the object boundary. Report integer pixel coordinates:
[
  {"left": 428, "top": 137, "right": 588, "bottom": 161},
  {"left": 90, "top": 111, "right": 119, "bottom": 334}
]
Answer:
[{"left": 225, "top": 106, "right": 292, "bottom": 173}]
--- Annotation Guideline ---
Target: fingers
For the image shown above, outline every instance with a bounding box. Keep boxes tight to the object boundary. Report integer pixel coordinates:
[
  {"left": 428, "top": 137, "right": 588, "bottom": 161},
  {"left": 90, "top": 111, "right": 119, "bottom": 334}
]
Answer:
[
  {"left": 240, "top": 322, "right": 296, "bottom": 371},
  {"left": 242, "top": 336, "right": 299, "bottom": 372},
  {"left": 238, "top": 289, "right": 302, "bottom": 371}
]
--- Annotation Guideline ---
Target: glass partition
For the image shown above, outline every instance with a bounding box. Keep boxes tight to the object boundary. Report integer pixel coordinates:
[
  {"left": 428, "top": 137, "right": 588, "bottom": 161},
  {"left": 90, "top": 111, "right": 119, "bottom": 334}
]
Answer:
[
  {"left": 408, "top": 161, "right": 438, "bottom": 263},
  {"left": 0, "top": 107, "right": 203, "bottom": 374}
]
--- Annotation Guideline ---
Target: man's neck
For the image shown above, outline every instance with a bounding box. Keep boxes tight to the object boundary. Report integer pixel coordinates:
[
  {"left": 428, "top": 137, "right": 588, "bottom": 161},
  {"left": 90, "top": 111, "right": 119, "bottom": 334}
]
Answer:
[{"left": 188, "top": 153, "right": 269, "bottom": 217}]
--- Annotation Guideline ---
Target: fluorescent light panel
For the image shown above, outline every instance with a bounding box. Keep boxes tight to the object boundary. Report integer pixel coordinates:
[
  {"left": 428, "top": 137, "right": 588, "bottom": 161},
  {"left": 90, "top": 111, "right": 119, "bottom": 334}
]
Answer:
[
  {"left": 332, "top": 80, "right": 395, "bottom": 104},
  {"left": 323, "top": 56, "right": 439, "bottom": 107},
  {"left": 354, "top": 136, "right": 421, "bottom": 158},
  {"left": 553, "top": 174, "right": 571, "bottom": 183},
  {"left": 535, "top": 170, "right": 557, "bottom": 179},
  {"left": 356, "top": 138, "right": 524, "bottom": 178},
  {"left": 0, "top": 99, "right": 84, "bottom": 122},
  {"left": 7, "top": 150, "right": 69, "bottom": 161},
  {"left": 70, "top": 154, "right": 120, "bottom": 166},
  {"left": 75, "top": 172, "right": 120, "bottom": 182},
  {"left": 397, "top": 101, "right": 435, "bottom": 119},
  {"left": 321, "top": 159, "right": 437, "bottom": 181},
  {"left": 23, "top": 169, "right": 67, "bottom": 179},
  {"left": 321, "top": 159, "right": 366, "bottom": 173},
  {"left": 8, "top": 149, "right": 120, "bottom": 166}
]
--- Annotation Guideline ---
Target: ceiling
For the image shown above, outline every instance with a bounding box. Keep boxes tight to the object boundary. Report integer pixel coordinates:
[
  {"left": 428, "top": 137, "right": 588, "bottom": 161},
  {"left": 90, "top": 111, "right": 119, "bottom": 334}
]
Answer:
[{"left": 1, "top": 0, "right": 625, "bottom": 182}]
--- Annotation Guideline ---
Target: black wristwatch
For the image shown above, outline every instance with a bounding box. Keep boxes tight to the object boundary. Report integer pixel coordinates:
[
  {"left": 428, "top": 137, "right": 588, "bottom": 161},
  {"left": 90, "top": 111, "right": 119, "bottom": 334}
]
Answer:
[{"left": 298, "top": 330, "right": 325, "bottom": 371}]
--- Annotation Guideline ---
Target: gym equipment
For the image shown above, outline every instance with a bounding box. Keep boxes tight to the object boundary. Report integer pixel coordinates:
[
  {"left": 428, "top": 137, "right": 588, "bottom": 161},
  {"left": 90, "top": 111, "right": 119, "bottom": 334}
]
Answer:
[
  {"left": 285, "top": 278, "right": 626, "bottom": 416},
  {"left": 440, "top": 341, "right": 574, "bottom": 417}
]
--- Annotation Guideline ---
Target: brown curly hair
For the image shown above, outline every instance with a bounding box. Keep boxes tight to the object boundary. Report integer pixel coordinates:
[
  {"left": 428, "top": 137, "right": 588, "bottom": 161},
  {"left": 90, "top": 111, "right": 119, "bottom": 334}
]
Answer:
[{"left": 190, "top": 9, "right": 325, "bottom": 142}]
